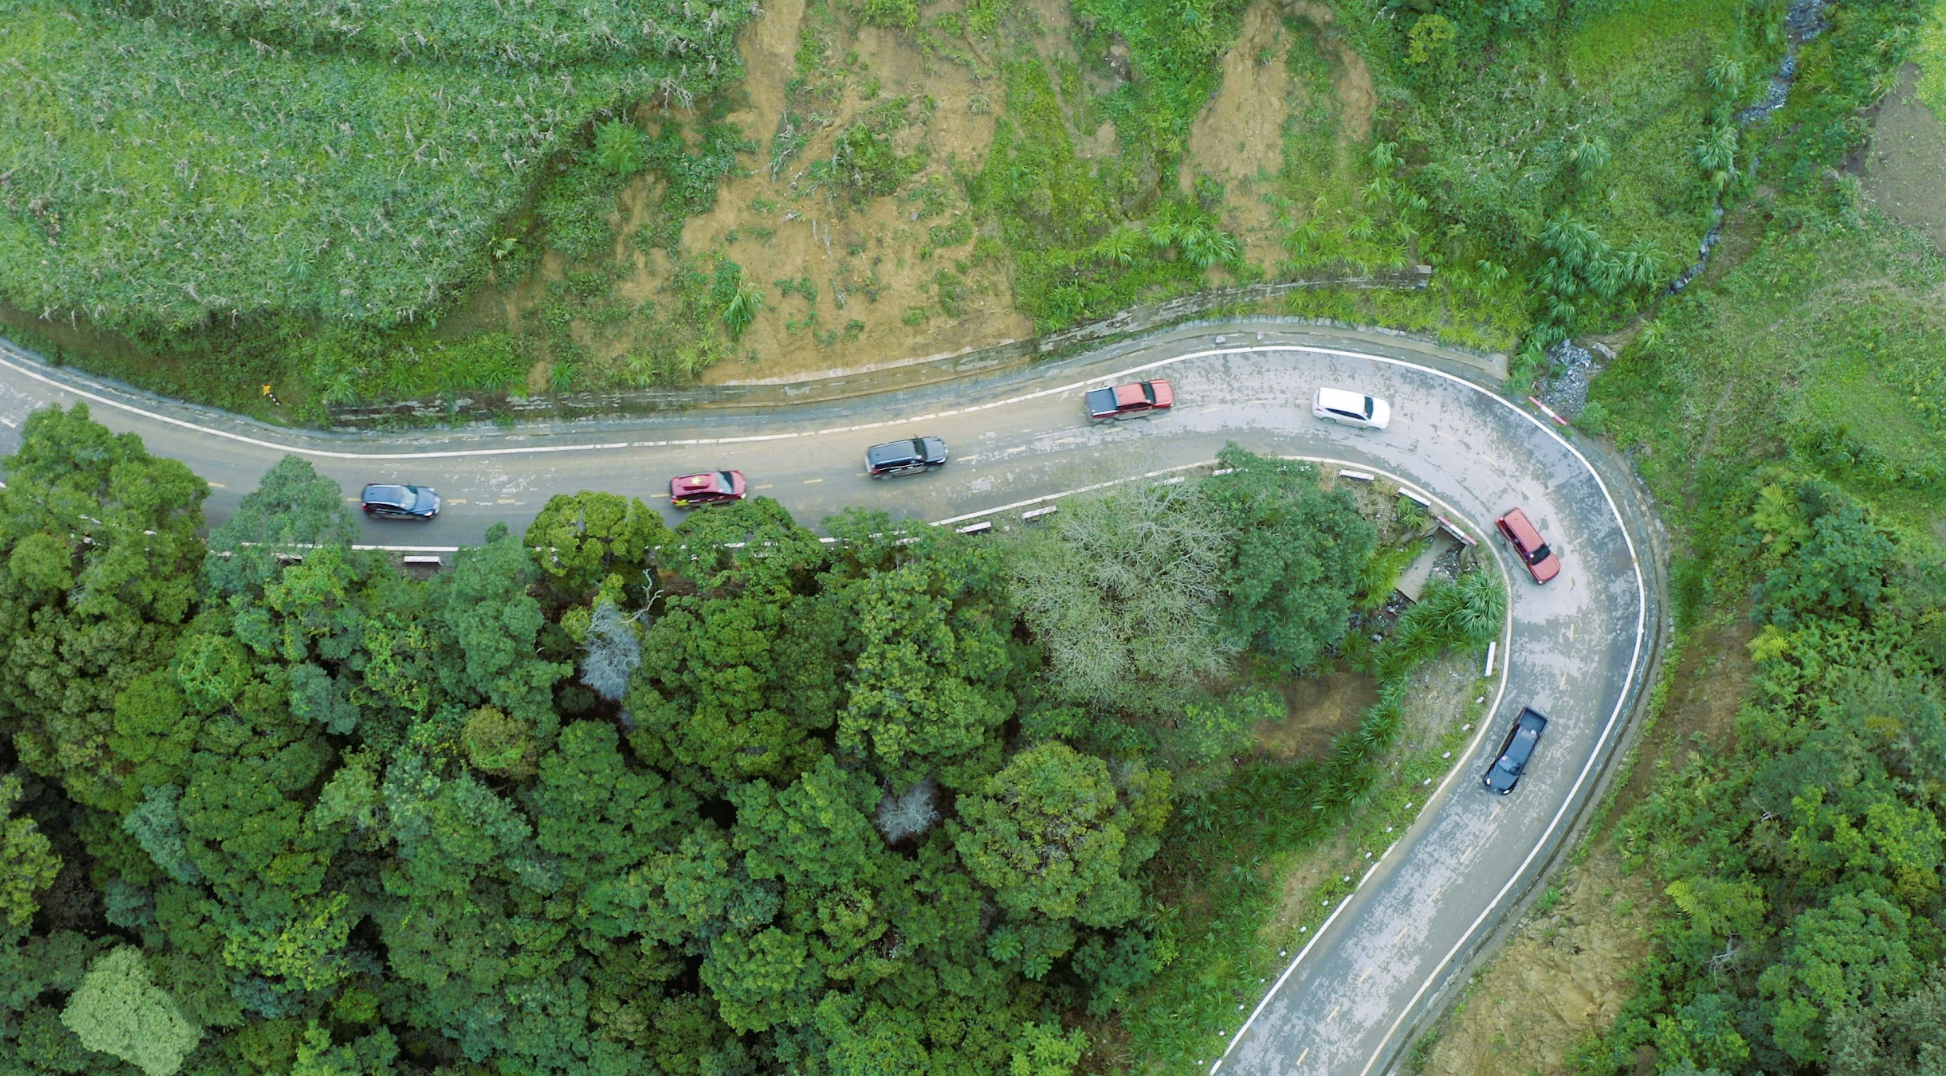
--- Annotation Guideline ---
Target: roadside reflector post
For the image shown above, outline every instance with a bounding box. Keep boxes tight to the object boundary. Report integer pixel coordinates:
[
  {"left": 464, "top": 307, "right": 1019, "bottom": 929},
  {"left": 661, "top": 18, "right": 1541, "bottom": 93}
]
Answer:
[
  {"left": 1484, "top": 641, "right": 1497, "bottom": 679},
  {"left": 956, "top": 521, "right": 993, "bottom": 535},
  {"left": 1435, "top": 515, "right": 1478, "bottom": 545},
  {"left": 402, "top": 555, "right": 443, "bottom": 568},
  {"left": 1527, "top": 395, "right": 1570, "bottom": 427},
  {"left": 1021, "top": 505, "right": 1059, "bottom": 522}
]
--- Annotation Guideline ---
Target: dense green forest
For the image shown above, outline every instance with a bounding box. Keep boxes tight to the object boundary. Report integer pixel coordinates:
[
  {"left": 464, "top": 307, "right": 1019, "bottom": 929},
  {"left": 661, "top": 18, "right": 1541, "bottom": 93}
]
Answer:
[
  {"left": 1541, "top": 187, "right": 1946, "bottom": 1074},
  {"left": 0, "top": 412, "right": 1501, "bottom": 1075}
]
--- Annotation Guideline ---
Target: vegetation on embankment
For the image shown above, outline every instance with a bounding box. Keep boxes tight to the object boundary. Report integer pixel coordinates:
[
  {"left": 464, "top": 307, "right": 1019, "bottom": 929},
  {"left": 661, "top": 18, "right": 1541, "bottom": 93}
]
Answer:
[{"left": 0, "top": 0, "right": 1851, "bottom": 421}]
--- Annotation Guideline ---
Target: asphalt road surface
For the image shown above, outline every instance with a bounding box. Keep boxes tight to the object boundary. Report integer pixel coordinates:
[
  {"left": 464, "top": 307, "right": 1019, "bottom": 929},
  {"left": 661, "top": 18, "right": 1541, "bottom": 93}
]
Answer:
[{"left": 0, "top": 324, "right": 1658, "bottom": 1076}]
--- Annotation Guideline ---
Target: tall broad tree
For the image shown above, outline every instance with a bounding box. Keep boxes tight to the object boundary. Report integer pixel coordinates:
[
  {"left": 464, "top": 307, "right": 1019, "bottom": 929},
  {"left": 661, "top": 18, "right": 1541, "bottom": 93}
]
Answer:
[
  {"left": 434, "top": 524, "right": 573, "bottom": 741},
  {"left": 1006, "top": 480, "right": 1233, "bottom": 713},
  {"left": 0, "top": 404, "right": 208, "bottom": 812},
  {"left": 202, "top": 454, "right": 360, "bottom": 599},
  {"left": 0, "top": 774, "right": 60, "bottom": 929},
  {"left": 627, "top": 499, "right": 843, "bottom": 789},
  {"left": 1204, "top": 444, "right": 1376, "bottom": 673},
  {"left": 523, "top": 490, "right": 670, "bottom": 608},
  {"left": 954, "top": 743, "right": 1166, "bottom": 931}
]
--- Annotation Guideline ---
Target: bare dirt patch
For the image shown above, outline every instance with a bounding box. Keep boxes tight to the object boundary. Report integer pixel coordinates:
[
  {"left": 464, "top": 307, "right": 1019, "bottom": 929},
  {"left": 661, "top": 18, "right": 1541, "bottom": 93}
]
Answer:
[
  {"left": 1257, "top": 669, "right": 1380, "bottom": 760},
  {"left": 1861, "top": 63, "right": 1946, "bottom": 254},
  {"left": 673, "top": 0, "right": 1028, "bottom": 383},
  {"left": 1419, "top": 847, "right": 1658, "bottom": 1076},
  {"left": 1290, "top": 1, "right": 1377, "bottom": 143},
  {"left": 1259, "top": 652, "right": 1483, "bottom": 942},
  {"left": 1181, "top": 0, "right": 1299, "bottom": 270}
]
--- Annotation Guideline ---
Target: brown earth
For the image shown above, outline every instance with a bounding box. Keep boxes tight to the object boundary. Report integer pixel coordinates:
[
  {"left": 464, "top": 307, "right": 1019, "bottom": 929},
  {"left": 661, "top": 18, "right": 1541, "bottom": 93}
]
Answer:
[
  {"left": 1181, "top": 0, "right": 1300, "bottom": 271},
  {"left": 1418, "top": 847, "right": 1658, "bottom": 1076},
  {"left": 1290, "top": 1, "right": 1377, "bottom": 142},
  {"left": 1419, "top": 618, "right": 1759, "bottom": 1074},
  {"left": 678, "top": 0, "right": 1029, "bottom": 383},
  {"left": 1257, "top": 668, "right": 1381, "bottom": 760},
  {"left": 452, "top": 0, "right": 1391, "bottom": 392},
  {"left": 1259, "top": 653, "right": 1483, "bottom": 943},
  {"left": 1860, "top": 63, "right": 1946, "bottom": 254}
]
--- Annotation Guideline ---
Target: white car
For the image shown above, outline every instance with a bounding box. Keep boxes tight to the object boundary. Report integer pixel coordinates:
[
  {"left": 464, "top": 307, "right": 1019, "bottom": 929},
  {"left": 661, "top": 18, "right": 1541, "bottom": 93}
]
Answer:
[{"left": 1313, "top": 387, "right": 1391, "bottom": 430}]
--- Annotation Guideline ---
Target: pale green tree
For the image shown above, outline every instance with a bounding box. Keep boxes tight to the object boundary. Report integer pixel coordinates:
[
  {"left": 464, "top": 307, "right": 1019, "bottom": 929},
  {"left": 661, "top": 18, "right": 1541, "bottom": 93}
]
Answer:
[{"left": 60, "top": 947, "right": 202, "bottom": 1076}]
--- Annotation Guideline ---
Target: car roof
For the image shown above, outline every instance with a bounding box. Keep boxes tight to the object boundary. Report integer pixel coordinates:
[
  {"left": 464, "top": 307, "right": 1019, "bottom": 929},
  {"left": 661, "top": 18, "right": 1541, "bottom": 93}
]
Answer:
[
  {"left": 362, "top": 484, "right": 413, "bottom": 507},
  {"left": 671, "top": 472, "right": 724, "bottom": 493},
  {"left": 1500, "top": 508, "right": 1545, "bottom": 547},
  {"left": 868, "top": 439, "right": 923, "bottom": 464},
  {"left": 1317, "top": 386, "right": 1370, "bottom": 411}
]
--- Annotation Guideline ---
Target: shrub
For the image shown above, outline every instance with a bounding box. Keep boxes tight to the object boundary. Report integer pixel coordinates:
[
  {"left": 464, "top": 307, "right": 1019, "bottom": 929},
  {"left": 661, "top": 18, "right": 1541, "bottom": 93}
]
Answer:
[
  {"left": 1576, "top": 399, "right": 1612, "bottom": 435},
  {"left": 592, "top": 120, "right": 648, "bottom": 178}
]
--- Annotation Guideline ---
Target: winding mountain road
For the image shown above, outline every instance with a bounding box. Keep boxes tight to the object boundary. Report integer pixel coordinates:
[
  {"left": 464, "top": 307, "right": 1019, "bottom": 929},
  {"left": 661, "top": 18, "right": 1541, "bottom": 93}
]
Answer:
[{"left": 0, "top": 322, "right": 1663, "bottom": 1076}]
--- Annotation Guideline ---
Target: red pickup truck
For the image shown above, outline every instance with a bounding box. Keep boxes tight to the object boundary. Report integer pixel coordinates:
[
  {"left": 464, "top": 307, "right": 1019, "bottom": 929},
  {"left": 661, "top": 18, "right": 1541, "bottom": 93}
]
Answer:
[{"left": 1086, "top": 379, "right": 1174, "bottom": 420}]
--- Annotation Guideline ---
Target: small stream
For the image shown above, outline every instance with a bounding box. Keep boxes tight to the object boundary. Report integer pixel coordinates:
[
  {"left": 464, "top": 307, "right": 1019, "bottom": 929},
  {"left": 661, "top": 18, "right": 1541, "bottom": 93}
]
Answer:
[
  {"left": 1542, "top": 0, "right": 1832, "bottom": 415},
  {"left": 1666, "top": 0, "right": 1831, "bottom": 294}
]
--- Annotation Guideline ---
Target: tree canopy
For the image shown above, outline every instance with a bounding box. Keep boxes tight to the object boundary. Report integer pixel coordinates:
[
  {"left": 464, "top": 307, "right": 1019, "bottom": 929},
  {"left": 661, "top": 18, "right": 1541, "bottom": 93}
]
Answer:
[{"left": 0, "top": 410, "right": 1425, "bottom": 1075}]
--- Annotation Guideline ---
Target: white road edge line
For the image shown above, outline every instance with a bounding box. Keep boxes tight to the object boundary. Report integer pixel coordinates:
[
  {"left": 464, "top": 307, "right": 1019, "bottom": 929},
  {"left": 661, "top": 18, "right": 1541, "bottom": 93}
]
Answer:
[
  {"left": 0, "top": 335, "right": 1649, "bottom": 1076},
  {"left": 0, "top": 339, "right": 1550, "bottom": 464},
  {"left": 1210, "top": 472, "right": 1516, "bottom": 1075},
  {"left": 1341, "top": 426, "right": 1646, "bottom": 1076}
]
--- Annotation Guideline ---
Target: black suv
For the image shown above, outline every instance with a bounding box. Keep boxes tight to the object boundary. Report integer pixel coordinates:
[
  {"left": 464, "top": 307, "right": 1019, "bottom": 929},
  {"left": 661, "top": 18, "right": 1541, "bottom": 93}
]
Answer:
[
  {"left": 360, "top": 483, "right": 441, "bottom": 520},
  {"left": 865, "top": 436, "right": 949, "bottom": 478},
  {"left": 1482, "top": 707, "right": 1549, "bottom": 794}
]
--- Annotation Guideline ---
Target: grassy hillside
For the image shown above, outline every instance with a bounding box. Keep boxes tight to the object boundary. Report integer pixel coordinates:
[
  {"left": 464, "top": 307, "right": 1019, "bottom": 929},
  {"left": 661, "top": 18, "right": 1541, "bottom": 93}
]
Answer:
[
  {"left": 0, "top": 0, "right": 1802, "bottom": 421},
  {"left": 0, "top": 0, "right": 745, "bottom": 360}
]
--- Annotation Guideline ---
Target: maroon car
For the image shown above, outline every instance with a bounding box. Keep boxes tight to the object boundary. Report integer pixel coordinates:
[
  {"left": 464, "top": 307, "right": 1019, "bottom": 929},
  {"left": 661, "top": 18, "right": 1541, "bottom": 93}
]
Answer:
[
  {"left": 1496, "top": 508, "right": 1561, "bottom": 584},
  {"left": 669, "top": 470, "right": 747, "bottom": 509},
  {"left": 1086, "top": 379, "right": 1174, "bottom": 420}
]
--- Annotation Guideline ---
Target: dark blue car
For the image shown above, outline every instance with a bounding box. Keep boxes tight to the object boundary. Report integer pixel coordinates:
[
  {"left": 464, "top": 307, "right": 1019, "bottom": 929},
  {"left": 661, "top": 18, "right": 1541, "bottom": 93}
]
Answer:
[
  {"left": 1483, "top": 707, "right": 1549, "bottom": 794},
  {"left": 360, "top": 483, "right": 440, "bottom": 520}
]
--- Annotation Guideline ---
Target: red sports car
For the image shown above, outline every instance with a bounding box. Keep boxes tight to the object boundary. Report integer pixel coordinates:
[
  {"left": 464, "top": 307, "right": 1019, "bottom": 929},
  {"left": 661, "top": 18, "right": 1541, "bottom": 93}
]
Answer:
[
  {"left": 1085, "top": 379, "right": 1174, "bottom": 420},
  {"left": 669, "top": 470, "right": 747, "bottom": 508}
]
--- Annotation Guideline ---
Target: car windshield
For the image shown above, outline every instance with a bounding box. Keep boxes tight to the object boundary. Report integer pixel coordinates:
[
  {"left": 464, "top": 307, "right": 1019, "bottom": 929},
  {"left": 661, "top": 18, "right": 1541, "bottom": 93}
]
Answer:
[
  {"left": 1362, "top": 396, "right": 1375, "bottom": 418},
  {"left": 1525, "top": 543, "right": 1552, "bottom": 565},
  {"left": 717, "top": 471, "right": 736, "bottom": 488}
]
